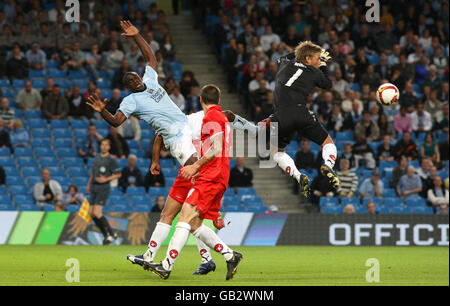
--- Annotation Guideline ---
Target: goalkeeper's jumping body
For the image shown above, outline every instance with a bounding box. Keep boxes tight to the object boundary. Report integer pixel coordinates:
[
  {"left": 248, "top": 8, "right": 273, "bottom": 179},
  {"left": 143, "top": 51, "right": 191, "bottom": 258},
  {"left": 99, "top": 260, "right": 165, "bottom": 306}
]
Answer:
[{"left": 264, "top": 41, "right": 340, "bottom": 196}]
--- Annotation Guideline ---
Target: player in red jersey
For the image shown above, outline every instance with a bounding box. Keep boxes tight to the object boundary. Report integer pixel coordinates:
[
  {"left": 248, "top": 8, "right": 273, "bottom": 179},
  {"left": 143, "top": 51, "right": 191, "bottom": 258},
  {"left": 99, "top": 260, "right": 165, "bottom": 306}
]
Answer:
[{"left": 144, "top": 84, "right": 243, "bottom": 280}]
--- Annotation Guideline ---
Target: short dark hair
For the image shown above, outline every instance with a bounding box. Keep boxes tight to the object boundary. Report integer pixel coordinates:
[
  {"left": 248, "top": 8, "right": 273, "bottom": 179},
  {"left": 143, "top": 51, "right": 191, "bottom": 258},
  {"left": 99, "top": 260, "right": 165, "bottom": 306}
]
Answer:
[
  {"left": 200, "top": 84, "right": 221, "bottom": 105},
  {"left": 122, "top": 72, "right": 135, "bottom": 87}
]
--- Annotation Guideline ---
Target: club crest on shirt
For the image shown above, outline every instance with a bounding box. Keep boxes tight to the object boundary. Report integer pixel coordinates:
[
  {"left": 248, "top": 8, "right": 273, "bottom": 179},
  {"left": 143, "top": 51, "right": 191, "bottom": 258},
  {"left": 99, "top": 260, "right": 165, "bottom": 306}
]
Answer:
[
  {"left": 147, "top": 88, "right": 154, "bottom": 94},
  {"left": 100, "top": 166, "right": 106, "bottom": 173}
]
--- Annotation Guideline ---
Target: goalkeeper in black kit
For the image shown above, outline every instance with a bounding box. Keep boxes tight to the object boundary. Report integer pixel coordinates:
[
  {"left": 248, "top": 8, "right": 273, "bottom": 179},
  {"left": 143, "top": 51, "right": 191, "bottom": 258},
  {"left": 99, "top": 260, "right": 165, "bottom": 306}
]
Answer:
[{"left": 264, "top": 41, "right": 340, "bottom": 196}]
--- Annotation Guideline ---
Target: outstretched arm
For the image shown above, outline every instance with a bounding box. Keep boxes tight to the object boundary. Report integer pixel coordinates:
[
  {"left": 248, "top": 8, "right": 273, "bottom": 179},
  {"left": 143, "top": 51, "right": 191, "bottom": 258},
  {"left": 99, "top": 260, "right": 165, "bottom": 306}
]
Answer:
[
  {"left": 150, "top": 133, "right": 164, "bottom": 175},
  {"left": 120, "top": 20, "right": 157, "bottom": 70},
  {"left": 86, "top": 95, "right": 126, "bottom": 127}
]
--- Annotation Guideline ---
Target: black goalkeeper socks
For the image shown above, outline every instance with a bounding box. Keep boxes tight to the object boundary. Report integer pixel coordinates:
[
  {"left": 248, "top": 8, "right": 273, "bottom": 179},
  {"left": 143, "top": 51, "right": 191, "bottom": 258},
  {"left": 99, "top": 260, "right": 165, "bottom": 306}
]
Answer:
[
  {"left": 93, "top": 217, "right": 107, "bottom": 237},
  {"left": 99, "top": 216, "right": 114, "bottom": 236}
]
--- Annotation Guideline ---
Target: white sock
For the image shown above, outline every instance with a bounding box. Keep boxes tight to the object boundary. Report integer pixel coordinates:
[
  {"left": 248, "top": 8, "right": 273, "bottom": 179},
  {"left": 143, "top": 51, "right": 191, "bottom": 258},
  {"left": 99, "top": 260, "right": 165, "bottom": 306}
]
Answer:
[
  {"left": 193, "top": 225, "right": 233, "bottom": 261},
  {"left": 162, "top": 222, "right": 191, "bottom": 271},
  {"left": 231, "top": 114, "right": 259, "bottom": 137},
  {"left": 322, "top": 143, "right": 337, "bottom": 169},
  {"left": 196, "top": 238, "right": 212, "bottom": 264},
  {"left": 144, "top": 221, "right": 172, "bottom": 262},
  {"left": 273, "top": 151, "right": 301, "bottom": 183}
]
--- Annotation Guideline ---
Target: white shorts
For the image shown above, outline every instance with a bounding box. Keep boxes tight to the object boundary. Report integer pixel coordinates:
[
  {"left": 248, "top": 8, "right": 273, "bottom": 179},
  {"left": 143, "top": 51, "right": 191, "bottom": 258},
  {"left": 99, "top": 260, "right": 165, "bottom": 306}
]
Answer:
[{"left": 169, "top": 125, "right": 198, "bottom": 166}]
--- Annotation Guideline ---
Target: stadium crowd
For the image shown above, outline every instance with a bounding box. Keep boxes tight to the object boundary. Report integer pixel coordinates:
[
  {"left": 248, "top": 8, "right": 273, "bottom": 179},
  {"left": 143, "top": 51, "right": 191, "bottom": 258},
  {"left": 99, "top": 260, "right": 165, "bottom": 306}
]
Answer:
[{"left": 196, "top": 0, "right": 449, "bottom": 213}]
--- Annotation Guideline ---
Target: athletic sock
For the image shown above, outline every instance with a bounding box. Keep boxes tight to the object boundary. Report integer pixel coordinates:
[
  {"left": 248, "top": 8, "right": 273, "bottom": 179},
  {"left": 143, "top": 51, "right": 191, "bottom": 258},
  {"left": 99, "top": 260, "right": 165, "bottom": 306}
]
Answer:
[
  {"left": 162, "top": 222, "right": 191, "bottom": 271},
  {"left": 99, "top": 216, "right": 113, "bottom": 236},
  {"left": 231, "top": 114, "right": 259, "bottom": 137},
  {"left": 145, "top": 221, "right": 172, "bottom": 262},
  {"left": 273, "top": 151, "right": 302, "bottom": 183},
  {"left": 92, "top": 217, "right": 107, "bottom": 238},
  {"left": 196, "top": 238, "right": 212, "bottom": 264},
  {"left": 322, "top": 143, "right": 338, "bottom": 169},
  {"left": 193, "top": 225, "right": 233, "bottom": 261}
]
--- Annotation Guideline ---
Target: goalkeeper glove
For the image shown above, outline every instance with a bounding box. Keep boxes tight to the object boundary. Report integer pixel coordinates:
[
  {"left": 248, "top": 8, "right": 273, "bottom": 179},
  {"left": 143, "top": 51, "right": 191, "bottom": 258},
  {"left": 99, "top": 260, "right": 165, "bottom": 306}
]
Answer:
[{"left": 320, "top": 49, "right": 331, "bottom": 66}]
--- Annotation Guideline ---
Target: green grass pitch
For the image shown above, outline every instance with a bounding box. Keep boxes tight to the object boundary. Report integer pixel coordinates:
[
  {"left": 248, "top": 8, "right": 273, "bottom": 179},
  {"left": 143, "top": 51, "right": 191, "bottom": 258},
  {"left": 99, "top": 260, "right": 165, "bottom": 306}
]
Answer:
[{"left": 0, "top": 245, "right": 448, "bottom": 286}]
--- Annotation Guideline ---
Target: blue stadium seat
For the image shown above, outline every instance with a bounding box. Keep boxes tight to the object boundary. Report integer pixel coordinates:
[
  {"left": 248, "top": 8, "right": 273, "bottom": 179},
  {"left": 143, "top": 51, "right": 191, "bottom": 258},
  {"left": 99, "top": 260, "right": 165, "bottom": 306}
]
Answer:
[
  {"left": 129, "top": 195, "right": 149, "bottom": 206},
  {"left": 237, "top": 188, "right": 257, "bottom": 197},
  {"left": 349, "top": 83, "right": 361, "bottom": 92},
  {"left": 319, "top": 197, "right": 339, "bottom": 206},
  {"left": 32, "top": 138, "right": 51, "bottom": 148},
  {"left": 50, "top": 120, "right": 69, "bottom": 129},
  {"left": 97, "top": 128, "right": 108, "bottom": 138},
  {"left": 110, "top": 204, "right": 129, "bottom": 212},
  {"left": 321, "top": 206, "right": 339, "bottom": 214},
  {"left": 0, "top": 148, "right": 10, "bottom": 157},
  {"left": 47, "top": 167, "right": 66, "bottom": 177},
  {"left": 341, "top": 197, "right": 360, "bottom": 206},
  {"left": 8, "top": 185, "right": 28, "bottom": 195},
  {"left": 6, "top": 176, "right": 24, "bottom": 186},
  {"left": 382, "top": 188, "right": 397, "bottom": 198},
  {"left": 12, "top": 79, "right": 26, "bottom": 88},
  {"left": 54, "top": 139, "right": 73, "bottom": 148},
  {"left": 0, "top": 87, "right": 13, "bottom": 98},
  {"left": 31, "top": 129, "right": 50, "bottom": 139},
  {"left": 110, "top": 195, "right": 130, "bottom": 205},
  {"left": 3, "top": 167, "right": 20, "bottom": 177},
  {"left": 71, "top": 79, "right": 88, "bottom": 88},
  {"left": 147, "top": 187, "right": 164, "bottom": 196},
  {"left": 34, "top": 147, "right": 55, "bottom": 158},
  {"left": 126, "top": 186, "right": 147, "bottom": 196},
  {"left": 24, "top": 109, "right": 42, "bottom": 119},
  {"left": 405, "top": 198, "right": 426, "bottom": 207},
  {"left": 25, "top": 176, "right": 41, "bottom": 187},
  {"left": 0, "top": 195, "right": 11, "bottom": 205},
  {"left": 14, "top": 148, "right": 33, "bottom": 158},
  {"left": 141, "top": 129, "right": 154, "bottom": 139},
  {"left": 92, "top": 120, "right": 109, "bottom": 130},
  {"left": 47, "top": 69, "right": 66, "bottom": 78},
  {"left": 13, "top": 195, "right": 35, "bottom": 205},
  {"left": 0, "top": 204, "right": 15, "bottom": 211},
  {"left": 163, "top": 168, "right": 178, "bottom": 178},
  {"left": 127, "top": 140, "right": 140, "bottom": 149},
  {"left": 29, "top": 69, "right": 46, "bottom": 78},
  {"left": 74, "top": 129, "right": 88, "bottom": 138},
  {"left": 362, "top": 198, "right": 382, "bottom": 206},
  {"left": 225, "top": 204, "right": 241, "bottom": 212},
  {"left": 224, "top": 188, "right": 235, "bottom": 197},
  {"left": 43, "top": 205, "right": 55, "bottom": 212},
  {"left": 159, "top": 159, "right": 175, "bottom": 169},
  {"left": 97, "top": 79, "right": 110, "bottom": 89},
  {"left": 69, "top": 70, "right": 87, "bottom": 79},
  {"left": 407, "top": 161, "right": 420, "bottom": 168},
  {"left": 391, "top": 206, "right": 408, "bottom": 214},
  {"left": 384, "top": 197, "right": 404, "bottom": 207},
  {"left": 46, "top": 60, "right": 58, "bottom": 68},
  {"left": 165, "top": 177, "right": 175, "bottom": 186},
  {"left": 39, "top": 157, "right": 60, "bottom": 167},
  {"left": 243, "top": 197, "right": 263, "bottom": 207},
  {"left": 53, "top": 129, "right": 72, "bottom": 139},
  {"left": 31, "top": 78, "right": 46, "bottom": 89},
  {"left": 71, "top": 120, "right": 89, "bottom": 129},
  {"left": 0, "top": 157, "right": 14, "bottom": 167},
  {"left": 412, "top": 206, "right": 434, "bottom": 214},
  {"left": 383, "top": 168, "right": 393, "bottom": 180},
  {"left": 17, "top": 157, "right": 36, "bottom": 167},
  {"left": 55, "top": 148, "right": 77, "bottom": 158},
  {"left": 72, "top": 177, "right": 89, "bottom": 186},
  {"left": 17, "top": 204, "right": 40, "bottom": 211},
  {"left": 22, "top": 167, "right": 42, "bottom": 177},
  {"left": 0, "top": 79, "right": 10, "bottom": 87},
  {"left": 67, "top": 205, "right": 80, "bottom": 213},
  {"left": 62, "top": 157, "right": 85, "bottom": 168},
  {"left": 379, "top": 161, "right": 397, "bottom": 172},
  {"left": 438, "top": 170, "right": 448, "bottom": 179},
  {"left": 335, "top": 132, "right": 354, "bottom": 141},
  {"left": 28, "top": 119, "right": 48, "bottom": 129},
  {"left": 67, "top": 167, "right": 88, "bottom": 177},
  {"left": 134, "top": 204, "right": 151, "bottom": 212}
]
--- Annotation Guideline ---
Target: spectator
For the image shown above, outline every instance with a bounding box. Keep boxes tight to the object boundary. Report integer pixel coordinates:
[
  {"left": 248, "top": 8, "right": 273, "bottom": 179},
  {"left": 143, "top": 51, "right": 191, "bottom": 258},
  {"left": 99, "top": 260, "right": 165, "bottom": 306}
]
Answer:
[
  {"left": 119, "top": 154, "right": 144, "bottom": 192},
  {"left": 355, "top": 110, "right": 380, "bottom": 142},
  {"left": 67, "top": 85, "right": 93, "bottom": 119},
  {"left": 229, "top": 157, "right": 253, "bottom": 188},
  {"left": 378, "top": 113, "right": 395, "bottom": 138},
  {"left": 106, "top": 126, "right": 129, "bottom": 159},
  {"left": 103, "top": 41, "right": 124, "bottom": 72},
  {"left": 438, "top": 203, "right": 448, "bottom": 215},
  {"left": 112, "top": 59, "right": 132, "bottom": 89},
  {"left": 151, "top": 195, "right": 165, "bottom": 213},
  {"left": 185, "top": 86, "right": 201, "bottom": 114},
  {"left": 294, "top": 140, "right": 315, "bottom": 172},
  {"left": 84, "top": 44, "right": 101, "bottom": 81},
  {"left": 394, "top": 131, "right": 418, "bottom": 161},
  {"left": 78, "top": 124, "right": 104, "bottom": 159},
  {"left": 0, "top": 117, "right": 11, "bottom": 151},
  {"left": 435, "top": 103, "right": 449, "bottom": 133},
  {"left": 16, "top": 80, "right": 42, "bottom": 110},
  {"left": 353, "top": 134, "right": 376, "bottom": 169},
  {"left": 377, "top": 135, "right": 395, "bottom": 162},
  {"left": 6, "top": 44, "right": 28, "bottom": 80},
  {"left": 337, "top": 144, "right": 356, "bottom": 170},
  {"left": 399, "top": 82, "right": 419, "bottom": 112},
  {"left": 42, "top": 84, "right": 69, "bottom": 120},
  {"left": 391, "top": 156, "right": 408, "bottom": 188},
  {"left": 311, "top": 174, "right": 335, "bottom": 208},
  {"left": 336, "top": 159, "right": 358, "bottom": 198},
  {"left": 0, "top": 165, "right": 5, "bottom": 185},
  {"left": 9, "top": 119, "right": 29, "bottom": 149},
  {"left": 117, "top": 115, "right": 141, "bottom": 142},
  {"left": 61, "top": 185, "right": 84, "bottom": 207},
  {"left": 33, "top": 168, "right": 64, "bottom": 211},
  {"left": 333, "top": 69, "right": 349, "bottom": 100},
  {"left": 438, "top": 132, "right": 449, "bottom": 161},
  {"left": 411, "top": 103, "right": 432, "bottom": 133},
  {"left": 359, "top": 64, "right": 381, "bottom": 91},
  {"left": 420, "top": 132, "right": 440, "bottom": 164},
  {"left": 25, "top": 42, "right": 46, "bottom": 70},
  {"left": 359, "top": 170, "right": 383, "bottom": 199},
  {"left": 427, "top": 176, "right": 449, "bottom": 209},
  {"left": 416, "top": 158, "right": 432, "bottom": 185},
  {"left": 144, "top": 168, "right": 165, "bottom": 191},
  {"left": 367, "top": 200, "right": 378, "bottom": 214},
  {"left": 169, "top": 85, "right": 186, "bottom": 113},
  {"left": 179, "top": 71, "right": 199, "bottom": 99},
  {"left": 0, "top": 97, "right": 14, "bottom": 128},
  {"left": 397, "top": 166, "right": 423, "bottom": 200},
  {"left": 40, "top": 77, "right": 54, "bottom": 100},
  {"left": 106, "top": 88, "right": 123, "bottom": 115},
  {"left": 394, "top": 106, "right": 413, "bottom": 134},
  {"left": 260, "top": 25, "right": 280, "bottom": 52},
  {"left": 422, "top": 65, "right": 442, "bottom": 92},
  {"left": 343, "top": 204, "right": 355, "bottom": 214},
  {"left": 154, "top": 50, "right": 174, "bottom": 84}
]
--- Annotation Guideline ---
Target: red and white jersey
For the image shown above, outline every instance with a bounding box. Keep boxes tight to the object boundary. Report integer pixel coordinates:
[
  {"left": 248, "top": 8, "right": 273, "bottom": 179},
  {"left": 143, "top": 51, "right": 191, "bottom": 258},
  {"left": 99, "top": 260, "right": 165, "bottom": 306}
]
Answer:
[{"left": 198, "top": 105, "right": 232, "bottom": 185}]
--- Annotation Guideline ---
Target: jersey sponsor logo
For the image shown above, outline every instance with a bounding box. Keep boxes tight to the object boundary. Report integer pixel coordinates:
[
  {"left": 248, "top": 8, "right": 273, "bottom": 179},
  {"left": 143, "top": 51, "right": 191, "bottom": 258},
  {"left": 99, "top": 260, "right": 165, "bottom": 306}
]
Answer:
[
  {"left": 214, "top": 244, "right": 223, "bottom": 252},
  {"left": 150, "top": 240, "right": 157, "bottom": 248},
  {"left": 149, "top": 87, "right": 166, "bottom": 103},
  {"left": 169, "top": 249, "right": 178, "bottom": 259}
]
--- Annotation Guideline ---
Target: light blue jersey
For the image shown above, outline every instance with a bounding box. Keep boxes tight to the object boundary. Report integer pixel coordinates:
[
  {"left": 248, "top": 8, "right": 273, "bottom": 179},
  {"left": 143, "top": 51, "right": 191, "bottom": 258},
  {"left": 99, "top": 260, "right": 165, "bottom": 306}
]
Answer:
[{"left": 118, "top": 65, "right": 187, "bottom": 147}]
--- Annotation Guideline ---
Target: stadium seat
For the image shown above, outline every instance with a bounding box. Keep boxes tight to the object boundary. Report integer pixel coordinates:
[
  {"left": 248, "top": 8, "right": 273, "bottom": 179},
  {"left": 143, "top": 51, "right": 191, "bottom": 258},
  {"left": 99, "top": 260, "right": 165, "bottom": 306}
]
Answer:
[
  {"left": 22, "top": 167, "right": 42, "bottom": 177},
  {"left": 47, "top": 69, "right": 66, "bottom": 78},
  {"left": 379, "top": 161, "right": 397, "bottom": 172},
  {"left": 47, "top": 167, "right": 66, "bottom": 177},
  {"left": 31, "top": 78, "right": 46, "bottom": 89},
  {"left": 69, "top": 70, "right": 87, "bottom": 79},
  {"left": 71, "top": 120, "right": 89, "bottom": 129},
  {"left": 54, "top": 139, "right": 73, "bottom": 148},
  {"left": 141, "top": 129, "right": 154, "bottom": 139},
  {"left": 67, "top": 167, "right": 88, "bottom": 177},
  {"left": 159, "top": 159, "right": 175, "bottom": 169},
  {"left": 72, "top": 177, "right": 89, "bottom": 186},
  {"left": 53, "top": 129, "right": 72, "bottom": 139},
  {"left": 23, "top": 109, "right": 42, "bottom": 119},
  {"left": 71, "top": 79, "right": 88, "bottom": 88},
  {"left": 0, "top": 195, "right": 12, "bottom": 205},
  {"left": 384, "top": 197, "right": 404, "bottom": 208},
  {"left": 134, "top": 204, "right": 152, "bottom": 212},
  {"left": 110, "top": 204, "right": 129, "bottom": 212},
  {"left": 17, "top": 204, "right": 40, "bottom": 211},
  {"left": 0, "top": 79, "right": 10, "bottom": 87},
  {"left": 14, "top": 148, "right": 33, "bottom": 157},
  {"left": 224, "top": 188, "right": 235, "bottom": 197},
  {"left": 25, "top": 176, "right": 41, "bottom": 187},
  {"left": 362, "top": 198, "right": 382, "bottom": 206},
  {"left": 50, "top": 120, "right": 69, "bottom": 129},
  {"left": 243, "top": 197, "right": 263, "bottom": 207},
  {"left": 319, "top": 197, "right": 339, "bottom": 206},
  {"left": 341, "top": 197, "right": 360, "bottom": 206},
  {"left": 8, "top": 185, "right": 29, "bottom": 195},
  {"left": 165, "top": 177, "right": 175, "bottom": 186},
  {"left": 382, "top": 188, "right": 397, "bottom": 198},
  {"left": 55, "top": 148, "right": 78, "bottom": 158},
  {"left": 0, "top": 157, "right": 14, "bottom": 167},
  {"left": 147, "top": 187, "right": 164, "bottom": 196},
  {"left": 29, "top": 69, "right": 46, "bottom": 78},
  {"left": 62, "top": 157, "right": 85, "bottom": 168},
  {"left": 127, "top": 186, "right": 147, "bottom": 196},
  {"left": 31, "top": 129, "right": 50, "bottom": 139},
  {"left": 40, "top": 157, "right": 61, "bottom": 167},
  {"left": 336, "top": 131, "right": 354, "bottom": 141},
  {"left": 110, "top": 195, "right": 130, "bottom": 206},
  {"left": 321, "top": 206, "right": 339, "bottom": 214},
  {"left": 28, "top": 119, "right": 48, "bottom": 129},
  {"left": 13, "top": 195, "right": 35, "bottom": 205},
  {"left": 237, "top": 188, "right": 257, "bottom": 197},
  {"left": 162, "top": 168, "right": 178, "bottom": 178},
  {"left": 43, "top": 205, "right": 55, "bottom": 212},
  {"left": 0, "top": 204, "right": 15, "bottom": 211},
  {"left": 405, "top": 198, "right": 426, "bottom": 207},
  {"left": 32, "top": 138, "right": 51, "bottom": 148},
  {"left": 6, "top": 176, "right": 24, "bottom": 186},
  {"left": 12, "top": 79, "right": 26, "bottom": 88},
  {"left": 17, "top": 157, "right": 37, "bottom": 167},
  {"left": 0, "top": 148, "right": 10, "bottom": 157},
  {"left": 407, "top": 161, "right": 420, "bottom": 168},
  {"left": 74, "top": 129, "right": 88, "bottom": 138},
  {"left": 34, "top": 148, "right": 55, "bottom": 158},
  {"left": 438, "top": 170, "right": 448, "bottom": 179},
  {"left": 3, "top": 167, "right": 20, "bottom": 177},
  {"left": 67, "top": 205, "right": 80, "bottom": 213}
]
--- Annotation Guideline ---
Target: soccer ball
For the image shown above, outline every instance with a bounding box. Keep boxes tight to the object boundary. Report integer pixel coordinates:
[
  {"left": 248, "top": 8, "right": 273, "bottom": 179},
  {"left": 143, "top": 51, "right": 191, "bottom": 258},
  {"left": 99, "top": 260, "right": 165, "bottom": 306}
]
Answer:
[{"left": 376, "top": 83, "right": 400, "bottom": 106}]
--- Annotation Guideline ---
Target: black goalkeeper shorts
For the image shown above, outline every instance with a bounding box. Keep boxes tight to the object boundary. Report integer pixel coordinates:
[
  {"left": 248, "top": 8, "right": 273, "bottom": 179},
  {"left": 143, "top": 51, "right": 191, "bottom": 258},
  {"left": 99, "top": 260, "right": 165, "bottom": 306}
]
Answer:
[{"left": 270, "top": 104, "right": 329, "bottom": 149}]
